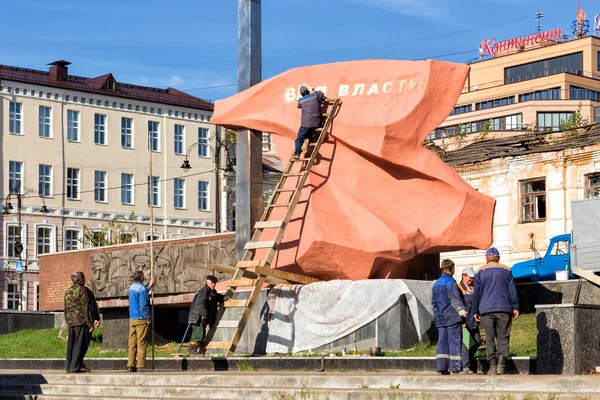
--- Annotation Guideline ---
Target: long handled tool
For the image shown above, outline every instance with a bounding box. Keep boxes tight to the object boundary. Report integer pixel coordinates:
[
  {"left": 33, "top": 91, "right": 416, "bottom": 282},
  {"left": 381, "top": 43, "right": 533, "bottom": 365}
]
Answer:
[{"left": 174, "top": 323, "right": 192, "bottom": 357}]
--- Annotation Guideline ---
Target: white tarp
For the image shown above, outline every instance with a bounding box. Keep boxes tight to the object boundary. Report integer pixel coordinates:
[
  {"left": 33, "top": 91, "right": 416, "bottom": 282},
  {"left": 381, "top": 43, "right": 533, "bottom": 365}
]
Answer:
[{"left": 264, "top": 279, "right": 434, "bottom": 354}]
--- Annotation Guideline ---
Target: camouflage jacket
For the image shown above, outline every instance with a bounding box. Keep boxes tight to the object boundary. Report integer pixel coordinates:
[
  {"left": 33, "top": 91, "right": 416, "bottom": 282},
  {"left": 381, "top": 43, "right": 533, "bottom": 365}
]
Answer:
[{"left": 64, "top": 283, "right": 94, "bottom": 328}]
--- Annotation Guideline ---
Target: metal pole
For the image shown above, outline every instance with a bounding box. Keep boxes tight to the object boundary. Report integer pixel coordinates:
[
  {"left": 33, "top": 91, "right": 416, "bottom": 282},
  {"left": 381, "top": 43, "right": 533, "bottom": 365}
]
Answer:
[
  {"left": 148, "top": 134, "right": 156, "bottom": 371},
  {"left": 215, "top": 127, "right": 221, "bottom": 234},
  {"left": 17, "top": 192, "right": 22, "bottom": 311}
]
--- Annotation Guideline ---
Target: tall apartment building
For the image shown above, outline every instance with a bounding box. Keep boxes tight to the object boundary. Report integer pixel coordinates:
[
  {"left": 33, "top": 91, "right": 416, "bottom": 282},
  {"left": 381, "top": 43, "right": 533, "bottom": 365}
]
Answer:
[
  {"left": 0, "top": 60, "right": 221, "bottom": 310},
  {"left": 429, "top": 31, "right": 600, "bottom": 146}
]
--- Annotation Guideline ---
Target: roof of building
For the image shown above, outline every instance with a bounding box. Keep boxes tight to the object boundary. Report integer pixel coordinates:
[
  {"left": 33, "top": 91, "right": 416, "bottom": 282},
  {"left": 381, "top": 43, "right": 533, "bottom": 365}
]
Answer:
[
  {"left": 0, "top": 60, "right": 214, "bottom": 111},
  {"left": 262, "top": 154, "right": 283, "bottom": 174},
  {"left": 441, "top": 124, "right": 600, "bottom": 167}
]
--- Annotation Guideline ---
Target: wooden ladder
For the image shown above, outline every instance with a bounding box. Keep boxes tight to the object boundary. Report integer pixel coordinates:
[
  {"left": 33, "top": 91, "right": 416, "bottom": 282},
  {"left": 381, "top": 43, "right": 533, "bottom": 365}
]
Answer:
[{"left": 201, "top": 98, "right": 341, "bottom": 357}]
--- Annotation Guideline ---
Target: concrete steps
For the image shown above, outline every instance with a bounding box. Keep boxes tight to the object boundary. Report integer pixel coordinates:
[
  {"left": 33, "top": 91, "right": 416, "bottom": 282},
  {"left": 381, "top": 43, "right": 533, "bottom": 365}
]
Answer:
[{"left": 2, "top": 371, "right": 600, "bottom": 399}]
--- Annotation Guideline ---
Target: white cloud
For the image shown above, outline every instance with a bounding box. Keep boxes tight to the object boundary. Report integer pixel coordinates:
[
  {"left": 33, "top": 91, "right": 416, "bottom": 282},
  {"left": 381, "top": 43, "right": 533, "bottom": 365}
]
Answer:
[{"left": 346, "top": 0, "right": 447, "bottom": 18}]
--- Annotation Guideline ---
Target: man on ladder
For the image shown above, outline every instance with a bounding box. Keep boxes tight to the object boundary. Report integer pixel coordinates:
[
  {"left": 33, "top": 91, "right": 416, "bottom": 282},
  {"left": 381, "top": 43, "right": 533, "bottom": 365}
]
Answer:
[{"left": 293, "top": 85, "right": 328, "bottom": 160}]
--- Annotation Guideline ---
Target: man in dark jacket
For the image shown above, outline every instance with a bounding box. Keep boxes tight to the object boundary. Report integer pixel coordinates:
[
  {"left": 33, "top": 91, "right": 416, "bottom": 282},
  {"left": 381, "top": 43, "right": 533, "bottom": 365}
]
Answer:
[
  {"left": 458, "top": 266, "right": 480, "bottom": 374},
  {"left": 293, "top": 85, "right": 327, "bottom": 160},
  {"left": 473, "top": 247, "right": 520, "bottom": 375},
  {"left": 188, "top": 275, "right": 231, "bottom": 355},
  {"left": 64, "top": 271, "right": 100, "bottom": 373},
  {"left": 432, "top": 259, "right": 467, "bottom": 375}
]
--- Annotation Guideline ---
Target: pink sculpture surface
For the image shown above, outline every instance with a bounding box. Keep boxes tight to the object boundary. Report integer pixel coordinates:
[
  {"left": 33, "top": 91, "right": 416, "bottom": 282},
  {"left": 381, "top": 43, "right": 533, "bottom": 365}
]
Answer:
[{"left": 213, "top": 60, "right": 495, "bottom": 280}]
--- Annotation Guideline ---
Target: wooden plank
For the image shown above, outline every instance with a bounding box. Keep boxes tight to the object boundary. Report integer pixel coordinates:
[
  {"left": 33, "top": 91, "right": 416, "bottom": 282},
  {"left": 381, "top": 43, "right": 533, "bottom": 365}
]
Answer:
[
  {"left": 227, "top": 278, "right": 257, "bottom": 287},
  {"left": 207, "top": 263, "right": 288, "bottom": 286},
  {"left": 224, "top": 299, "right": 249, "bottom": 307},
  {"left": 255, "top": 266, "right": 319, "bottom": 285},
  {"left": 205, "top": 342, "right": 233, "bottom": 350},
  {"left": 254, "top": 220, "right": 283, "bottom": 229},
  {"left": 275, "top": 188, "right": 296, "bottom": 193},
  {"left": 236, "top": 260, "right": 268, "bottom": 268},
  {"left": 283, "top": 173, "right": 304, "bottom": 177},
  {"left": 216, "top": 320, "right": 240, "bottom": 328},
  {"left": 244, "top": 241, "right": 276, "bottom": 250},
  {"left": 269, "top": 204, "right": 289, "bottom": 208},
  {"left": 226, "top": 277, "right": 265, "bottom": 357}
]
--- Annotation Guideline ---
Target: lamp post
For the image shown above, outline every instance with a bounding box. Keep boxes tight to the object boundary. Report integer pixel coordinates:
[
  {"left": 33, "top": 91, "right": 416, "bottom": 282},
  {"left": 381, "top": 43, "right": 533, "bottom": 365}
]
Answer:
[
  {"left": 180, "top": 126, "right": 234, "bottom": 234},
  {"left": 3, "top": 183, "right": 49, "bottom": 311}
]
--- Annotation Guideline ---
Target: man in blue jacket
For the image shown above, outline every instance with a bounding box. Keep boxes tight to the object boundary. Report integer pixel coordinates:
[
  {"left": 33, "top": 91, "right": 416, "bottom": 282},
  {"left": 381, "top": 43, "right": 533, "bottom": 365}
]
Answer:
[
  {"left": 293, "top": 85, "right": 327, "bottom": 160},
  {"left": 432, "top": 259, "right": 467, "bottom": 375},
  {"left": 473, "top": 247, "right": 520, "bottom": 375},
  {"left": 127, "top": 270, "right": 154, "bottom": 372}
]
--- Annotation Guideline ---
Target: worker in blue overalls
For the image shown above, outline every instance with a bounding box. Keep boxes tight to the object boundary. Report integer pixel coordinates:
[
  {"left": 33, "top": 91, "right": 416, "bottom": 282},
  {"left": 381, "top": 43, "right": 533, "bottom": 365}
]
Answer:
[{"left": 432, "top": 259, "right": 467, "bottom": 375}]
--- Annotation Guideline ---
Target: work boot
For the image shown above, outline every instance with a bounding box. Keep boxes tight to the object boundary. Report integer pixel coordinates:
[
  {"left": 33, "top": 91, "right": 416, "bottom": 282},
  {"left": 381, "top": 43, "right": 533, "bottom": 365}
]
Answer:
[
  {"left": 292, "top": 152, "right": 300, "bottom": 160},
  {"left": 188, "top": 342, "right": 199, "bottom": 356},
  {"left": 497, "top": 356, "right": 506, "bottom": 375},
  {"left": 487, "top": 358, "right": 498, "bottom": 375}
]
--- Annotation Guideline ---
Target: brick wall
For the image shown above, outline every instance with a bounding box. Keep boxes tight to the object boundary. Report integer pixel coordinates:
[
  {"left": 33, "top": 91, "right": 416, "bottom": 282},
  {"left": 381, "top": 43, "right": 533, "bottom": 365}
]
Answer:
[{"left": 39, "top": 233, "right": 235, "bottom": 311}]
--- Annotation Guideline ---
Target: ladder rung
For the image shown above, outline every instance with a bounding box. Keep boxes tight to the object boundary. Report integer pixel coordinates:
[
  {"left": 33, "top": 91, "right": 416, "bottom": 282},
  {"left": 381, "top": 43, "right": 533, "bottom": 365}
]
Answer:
[
  {"left": 326, "top": 98, "right": 338, "bottom": 104},
  {"left": 244, "top": 241, "right": 276, "bottom": 250},
  {"left": 236, "top": 260, "right": 268, "bottom": 268},
  {"left": 205, "top": 341, "right": 233, "bottom": 350},
  {"left": 283, "top": 173, "right": 304, "bottom": 177},
  {"left": 275, "top": 188, "right": 296, "bottom": 193},
  {"left": 227, "top": 278, "right": 257, "bottom": 287},
  {"left": 307, "top": 142, "right": 317, "bottom": 147},
  {"left": 217, "top": 320, "right": 240, "bottom": 328},
  {"left": 292, "top": 158, "right": 312, "bottom": 162},
  {"left": 254, "top": 220, "right": 284, "bottom": 229},
  {"left": 321, "top": 113, "right": 330, "bottom": 118},
  {"left": 269, "top": 204, "right": 289, "bottom": 208},
  {"left": 224, "top": 299, "right": 249, "bottom": 307}
]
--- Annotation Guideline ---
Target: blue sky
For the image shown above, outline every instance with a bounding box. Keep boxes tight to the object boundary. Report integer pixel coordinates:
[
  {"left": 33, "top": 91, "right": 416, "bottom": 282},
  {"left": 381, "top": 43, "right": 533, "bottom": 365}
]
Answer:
[{"left": 0, "top": 0, "right": 597, "bottom": 102}]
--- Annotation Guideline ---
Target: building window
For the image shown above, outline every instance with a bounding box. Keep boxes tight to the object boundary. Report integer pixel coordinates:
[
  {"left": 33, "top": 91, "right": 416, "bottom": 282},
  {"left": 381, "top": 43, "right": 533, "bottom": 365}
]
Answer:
[
  {"left": 8, "top": 161, "right": 23, "bottom": 193},
  {"left": 475, "top": 96, "right": 515, "bottom": 111},
  {"left": 430, "top": 113, "right": 523, "bottom": 140},
  {"left": 598, "top": 51, "right": 600, "bottom": 71},
  {"left": 198, "top": 128, "right": 209, "bottom": 158},
  {"left": 94, "top": 114, "right": 106, "bottom": 145},
  {"left": 9, "top": 102, "right": 22, "bottom": 134},
  {"left": 6, "top": 224, "right": 23, "bottom": 258},
  {"left": 121, "top": 117, "right": 133, "bottom": 148},
  {"left": 94, "top": 171, "right": 107, "bottom": 202},
  {"left": 90, "top": 229, "right": 106, "bottom": 247},
  {"left": 67, "top": 168, "right": 80, "bottom": 200},
  {"left": 520, "top": 179, "right": 546, "bottom": 223},
  {"left": 144, "top": 232, "right": 162, "bottom": 241},
  {"left": 596, "top": 107, "right": 600, "bottom": 123},
  {"left": 585, "top": 173, "right": 600, "bottom": 198},
  {"left": 518, "top": 87, "right": 561, "bottom": 102},
  {"left": 121, "top": 173, "right": 134, "bottom": 204},
  {"left": 36, "top": 226, "right": 54, "bottom": 256},
  {"left": 504, "top": 52, "right": 583, "bottom": 84},
  {"left": 6, "top": 282, "right": 19, "bottom": 310},
  {"left": 64, "top": 228, "right": 82, "bottom": 251},
  {"left": 67, "top": 110, "right": 80, "bottom": 142},
  {"left": 570, "top": 86, "right": 600, "bottom": 101},
  {"left": 148, "top": 121, "right": 160, "bottom": 151},
  {"left": 174, "top": 178, "right": 185, "bottom": 209},
  {"left": 148, "top": 176, "right": 160, "bottom": 206},
  {"left": 118, "top": 231, "right": 135, "bottom": 244},
  {"left": 38, "top": 164, "right": 52, "bottom": 197},
  {"left": 450, "top": 104, "right": 472, "bottom": 116},
  {"left": 174, "top": 124, "right": 184, "bottom": 155},
  {"left": 198, "top": 181, "right": 209, "bottom": 211},
  {"left": 537, "top": 112, "right": 572, "bottom": 132},
  {"left": 39, "top": 106, "right": 52, "bottom": 138}
]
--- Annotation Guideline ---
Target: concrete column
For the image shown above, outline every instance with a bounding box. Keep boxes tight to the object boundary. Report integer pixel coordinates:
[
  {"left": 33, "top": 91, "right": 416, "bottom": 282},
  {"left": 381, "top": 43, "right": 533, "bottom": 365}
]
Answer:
[{"left": 236, "top": 0, "right": 263, "bottom": 261}]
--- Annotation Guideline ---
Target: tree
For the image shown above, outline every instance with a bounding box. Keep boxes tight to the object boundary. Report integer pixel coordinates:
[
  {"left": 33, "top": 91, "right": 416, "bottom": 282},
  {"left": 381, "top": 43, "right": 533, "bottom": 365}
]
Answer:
[
  {"left": 560, "top": 102, "right": 589, "bottom": 138},
  {"left": 82, "top": 211, "right": 138, "bottom": 248},
  {"left": 450, "top": 124, "right": 469, "bottom": 149},
  {"left": 473, "top": 119, "right": 493, "bottom": 142}
]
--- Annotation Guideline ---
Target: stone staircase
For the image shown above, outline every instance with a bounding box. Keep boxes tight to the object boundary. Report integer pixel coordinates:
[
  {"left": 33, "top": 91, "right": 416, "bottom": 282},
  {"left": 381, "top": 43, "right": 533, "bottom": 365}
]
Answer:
[{"left": 2, "top": 371, "right": 600, "bottom": 399}]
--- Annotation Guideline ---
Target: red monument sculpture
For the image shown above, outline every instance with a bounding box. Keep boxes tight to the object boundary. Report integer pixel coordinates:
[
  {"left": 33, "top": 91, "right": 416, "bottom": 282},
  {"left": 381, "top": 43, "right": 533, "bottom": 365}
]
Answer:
[{"left": 213, "top": 60, "right": 495, "bottom": 280}]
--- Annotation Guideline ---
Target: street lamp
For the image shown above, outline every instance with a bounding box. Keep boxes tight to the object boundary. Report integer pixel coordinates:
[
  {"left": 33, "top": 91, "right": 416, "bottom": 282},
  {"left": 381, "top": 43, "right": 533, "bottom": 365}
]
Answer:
[
  {"left": 180, "top": 127, "right": 234, "bottom": 234},
  {"left": 3, "top": 183, "right": 49, "bottom": 311}
]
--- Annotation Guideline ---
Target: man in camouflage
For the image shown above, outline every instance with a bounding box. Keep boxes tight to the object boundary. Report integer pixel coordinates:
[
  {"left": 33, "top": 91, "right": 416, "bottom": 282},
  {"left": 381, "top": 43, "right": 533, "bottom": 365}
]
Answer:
[{"left": 64, "top": 271, "right": 100, "bottom": 373}]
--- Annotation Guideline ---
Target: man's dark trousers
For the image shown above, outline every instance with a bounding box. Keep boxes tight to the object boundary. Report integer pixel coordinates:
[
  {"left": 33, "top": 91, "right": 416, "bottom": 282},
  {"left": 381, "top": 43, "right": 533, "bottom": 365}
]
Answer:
[
  {"left": 460, "top": 328, "right": 481, "bottom": 371},
  {"left": 436, "top": 323, "right": 462, "bottom": 372},
  {"left": 66, "top": 325, "right": 90, "bottom": 372},
  {"left": 481, "top": 312, "right": 512, "bottom": 363},
  {"left": 294, "top": 127, "right": 317, "bottom": 154}
]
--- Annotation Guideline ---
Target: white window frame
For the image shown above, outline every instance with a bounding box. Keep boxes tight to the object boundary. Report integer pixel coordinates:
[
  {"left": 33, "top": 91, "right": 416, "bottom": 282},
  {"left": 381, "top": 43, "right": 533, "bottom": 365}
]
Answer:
[
  {"left": 94, "top": 170, "right": 107, "bottom": 203},
  {"left": 121, "top": 173, "right": 134, "bottom": 205},
  {"left": 5, "top": 222, "right": 26, "bottom": 259},
  {"left": 170, "top": 233, "right": 187, "bottom": 239},
  {"left": 148, "top": 121, "right": 160, "bottom": 152},
  {"left": 8, "top": 161, "right": 23, "bottom": 193},
  {"left": 121, "top": 117, "right": 133, "bottom": 148},
  {"left": 67, "top": 167, "right": 80, "bottom": 200},
  {"left": 67, "top": 110, "right": 80, "bottom": 142},
  {"left": 198, "top": 181, "right": 210, "bottom": 211},
  {"left": 148, "top": 176, "right": 160, "bottom": 207},
  {"left": 94, "top": 113, "right": 107, "bottom": 145},
  {"left": 39, "top": 106, "right": 52, "bottom": 138},
  {"left": 198, "top": 127, "right": 209, "bottom": 158},
  {"left": 64, "top": 226, "right": 83, "bottom": 251},
  {"left": 33, "top": 281, "right": 39, "bottom": 311},
  {"left": 90, "top": 228, "right": 107, "bottom": 248},
  {"left": 174, "top": 124, "right": 185, "bottom": 155},
  {"left": 9, "top": 101, "right": 22, "bottom": 135},
  {"left": 38, "top": 164, "right": 53, "bottom": 197},
  {"left": 35, "top": 224, "right": 56, "bottom": 258},
  {"left": 143, "top": 232, "right": 163, "bottom": 241},
  {"left": 4, "top": 280, "right": 18, "bottom": 310},
  {"left": 174, "top": 178, "right": 185, "bottom": 209}
]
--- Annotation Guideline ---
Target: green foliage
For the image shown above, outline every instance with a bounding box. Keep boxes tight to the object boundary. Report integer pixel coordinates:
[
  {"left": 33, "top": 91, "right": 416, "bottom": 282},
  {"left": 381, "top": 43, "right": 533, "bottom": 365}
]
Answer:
[
  {"left": 224, "top": 128, "right": 237, "bottom": 145},
  {"left": 235, "top": 360, "right": 257, "bottom": 371},
  {"left": 473, "top": 119, "right": 493, "bottom": 142},
  {"left": 450, "top": 124, "right": 469, "bottom": 149},
  {"left": 82, "top": 211, "right": 138, "bottom": 248},
  {"left": 560, "top": 102, "right": 589, "bottom": 138}
]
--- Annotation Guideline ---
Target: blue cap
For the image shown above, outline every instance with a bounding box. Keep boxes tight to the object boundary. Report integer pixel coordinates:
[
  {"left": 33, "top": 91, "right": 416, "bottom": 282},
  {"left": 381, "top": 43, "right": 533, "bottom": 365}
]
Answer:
[{"left": 486, "top": 247, "right": 500, "bottom": 257}]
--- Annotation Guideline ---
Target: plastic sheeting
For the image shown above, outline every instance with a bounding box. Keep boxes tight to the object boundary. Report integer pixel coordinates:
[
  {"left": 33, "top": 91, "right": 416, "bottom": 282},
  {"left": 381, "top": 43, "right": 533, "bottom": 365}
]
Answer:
[{"left": 265, "top": 279, "right": 434, "bottom": 354}]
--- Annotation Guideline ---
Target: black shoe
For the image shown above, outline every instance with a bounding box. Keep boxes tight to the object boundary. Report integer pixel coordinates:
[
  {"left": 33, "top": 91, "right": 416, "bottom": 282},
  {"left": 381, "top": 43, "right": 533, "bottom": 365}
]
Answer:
[
  {"left": 437, "top": 370, "right": 450, "bottom": 375},
  {"left": 128, "top": 366, "right": 137, "bottom": 373},
  {"left": 292, "top": 153, "right": 300, "bottom": 160},
  {"left": 79, "top": 366, "right": 91, "bottom": 373},
  {"left": 497, "top": 356, "right": 506, "bottom": 375}
]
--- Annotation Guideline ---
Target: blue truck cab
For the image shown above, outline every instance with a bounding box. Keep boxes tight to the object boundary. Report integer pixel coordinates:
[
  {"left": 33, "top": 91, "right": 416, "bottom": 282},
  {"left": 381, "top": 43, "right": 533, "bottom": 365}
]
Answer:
[{"left": 511, "top": 234, "right": 572, "bottom": 282}]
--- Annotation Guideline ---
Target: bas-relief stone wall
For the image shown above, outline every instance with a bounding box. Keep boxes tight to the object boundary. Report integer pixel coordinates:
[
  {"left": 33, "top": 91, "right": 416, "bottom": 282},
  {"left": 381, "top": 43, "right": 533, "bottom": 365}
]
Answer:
[
  {"left": 443, "top": 145, "right": 600, "bottom": 274},
  {"left": 39, "top": 234, "right": 235, "bottom": 311}
]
